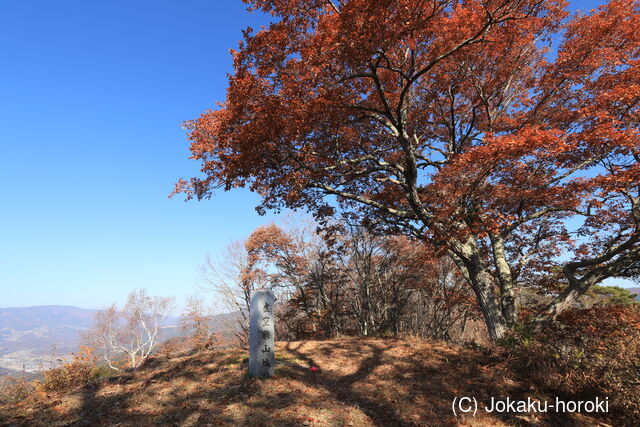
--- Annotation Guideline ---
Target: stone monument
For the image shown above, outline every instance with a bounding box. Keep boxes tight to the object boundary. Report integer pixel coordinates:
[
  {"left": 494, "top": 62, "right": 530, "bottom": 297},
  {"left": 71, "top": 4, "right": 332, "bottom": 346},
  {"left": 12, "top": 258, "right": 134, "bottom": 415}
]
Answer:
[{"left": 249, "top": 288, "right": 275, "bottom": 378}]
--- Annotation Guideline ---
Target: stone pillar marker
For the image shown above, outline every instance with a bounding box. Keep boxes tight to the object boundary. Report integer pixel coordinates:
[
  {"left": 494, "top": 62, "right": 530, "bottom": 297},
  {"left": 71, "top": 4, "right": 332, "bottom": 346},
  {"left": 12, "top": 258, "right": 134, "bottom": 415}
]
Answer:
[{"left": 249, "top": 288, "right": 275, "bottom": 378}]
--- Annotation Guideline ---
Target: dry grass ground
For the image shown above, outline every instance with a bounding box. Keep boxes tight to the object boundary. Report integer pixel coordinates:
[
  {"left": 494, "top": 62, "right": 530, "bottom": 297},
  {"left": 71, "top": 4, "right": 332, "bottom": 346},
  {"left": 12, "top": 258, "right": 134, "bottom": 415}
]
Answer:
[{"left": 0, "top": 338, "right": 612, "bottom": 426}]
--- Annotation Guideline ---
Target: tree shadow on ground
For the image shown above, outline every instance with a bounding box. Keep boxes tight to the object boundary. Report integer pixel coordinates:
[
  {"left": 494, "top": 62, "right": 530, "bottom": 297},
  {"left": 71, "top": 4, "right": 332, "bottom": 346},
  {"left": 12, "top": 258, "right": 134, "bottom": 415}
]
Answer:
[
  {"left": 282, "top": 339, "right": 592, "bottom": 427},
  {"left": 1, "top": 340, "right": 608, "bottom": 426},
  {"left": 66, "top": 348, "right": 341, "bottom": 426}
]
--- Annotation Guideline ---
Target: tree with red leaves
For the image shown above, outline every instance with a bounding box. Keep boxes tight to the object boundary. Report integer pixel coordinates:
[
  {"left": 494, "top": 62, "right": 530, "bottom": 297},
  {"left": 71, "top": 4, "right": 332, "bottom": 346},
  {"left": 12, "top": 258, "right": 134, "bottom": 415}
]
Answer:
[{"left": 176, "top": 0, "right": 640, "bottom": 341}]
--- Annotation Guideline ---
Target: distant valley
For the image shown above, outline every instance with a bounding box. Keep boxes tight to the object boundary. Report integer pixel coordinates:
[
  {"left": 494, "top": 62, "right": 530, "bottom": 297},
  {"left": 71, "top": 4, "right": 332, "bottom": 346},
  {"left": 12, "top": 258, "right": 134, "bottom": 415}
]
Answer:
[
  {"left": 0, "top": 306, "right": 99, "bottom": 374},
  {"left": 0, "top": 306, "right": 240, "bottom": 375}
]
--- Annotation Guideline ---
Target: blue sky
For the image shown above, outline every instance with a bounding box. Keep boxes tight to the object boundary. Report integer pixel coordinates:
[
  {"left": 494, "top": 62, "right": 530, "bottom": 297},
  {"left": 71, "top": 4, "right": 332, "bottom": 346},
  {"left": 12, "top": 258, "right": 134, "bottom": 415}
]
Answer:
[
  {"left": 0, "top": 0, "right": 280, "bottom": 309},
  {"left": 0, "top": 0, "right": 629, "bottom": 311}
]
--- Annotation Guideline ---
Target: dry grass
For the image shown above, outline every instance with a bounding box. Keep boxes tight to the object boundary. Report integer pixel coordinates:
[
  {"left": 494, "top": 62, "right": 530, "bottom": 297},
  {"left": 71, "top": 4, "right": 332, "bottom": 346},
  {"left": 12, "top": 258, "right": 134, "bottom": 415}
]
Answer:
[{"left": 0, "top": 338, "right": 612, "bottom": 426}]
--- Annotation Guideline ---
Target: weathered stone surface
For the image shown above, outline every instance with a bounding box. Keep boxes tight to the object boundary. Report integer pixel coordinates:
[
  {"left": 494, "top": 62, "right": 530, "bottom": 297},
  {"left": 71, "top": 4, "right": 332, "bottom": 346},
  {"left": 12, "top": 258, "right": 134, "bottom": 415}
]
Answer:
[{"left": 249, "top": 288, "right": 275, "bottom": 378}]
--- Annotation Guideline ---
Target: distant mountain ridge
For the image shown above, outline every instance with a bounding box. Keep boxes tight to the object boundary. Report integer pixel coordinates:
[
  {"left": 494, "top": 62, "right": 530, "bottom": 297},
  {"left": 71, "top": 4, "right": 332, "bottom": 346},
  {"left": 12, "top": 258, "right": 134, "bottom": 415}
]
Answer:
[
  {"left": 0, "top": 306, "right": 99, "bottom": 374},
  {"left": 0, "top": 305, "right": 240, "bottom": 375},
  {"left": 0, "top": 305, "right": 97, "bottom": 333},
  {"left": 628, "top": 287, "right": 640, "bottom": 302}
]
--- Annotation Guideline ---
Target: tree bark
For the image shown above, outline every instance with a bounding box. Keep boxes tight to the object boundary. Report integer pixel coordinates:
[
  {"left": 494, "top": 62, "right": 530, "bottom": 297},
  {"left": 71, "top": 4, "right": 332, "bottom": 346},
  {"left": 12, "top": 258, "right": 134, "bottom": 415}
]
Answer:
[
  {"left": 490, "top": 233, "right": 517, "bottom": 324},
  {"left": 450, "top": 238, "right": 509, "bottom": 341}
]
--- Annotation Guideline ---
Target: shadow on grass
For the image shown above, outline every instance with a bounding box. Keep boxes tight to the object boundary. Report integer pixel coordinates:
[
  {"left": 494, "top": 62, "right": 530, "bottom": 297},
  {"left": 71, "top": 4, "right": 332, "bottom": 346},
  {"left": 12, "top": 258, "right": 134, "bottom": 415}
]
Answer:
[
  {"left": 283, "top": 340, "right": 411, "bottom": 427},
  {"left": 2, "top": 340, "right": 603, "bottom": 426}
]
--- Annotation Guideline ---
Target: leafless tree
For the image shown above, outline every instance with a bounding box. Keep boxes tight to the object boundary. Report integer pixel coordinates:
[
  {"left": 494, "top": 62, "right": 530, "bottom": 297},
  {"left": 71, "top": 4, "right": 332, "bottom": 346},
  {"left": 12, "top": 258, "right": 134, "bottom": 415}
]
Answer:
[
  {"left": 201, "top": 241, "right": 256, "bottom": 347},
  {"left": 87, "top": 289, "right": 175, "bottom": 370},
  {"left": 180, "top": 294, "right": 216, "bottom": 349}
]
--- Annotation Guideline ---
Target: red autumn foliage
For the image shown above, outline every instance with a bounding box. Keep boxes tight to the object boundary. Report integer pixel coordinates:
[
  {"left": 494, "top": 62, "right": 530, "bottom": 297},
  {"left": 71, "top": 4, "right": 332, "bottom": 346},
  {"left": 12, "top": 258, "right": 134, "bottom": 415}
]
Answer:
[
  {"left": 176, "top": 0, "right": 640, "bottom": 341},
  {"left": 223, "top": 222, "right": 480, "bottom": 341}
]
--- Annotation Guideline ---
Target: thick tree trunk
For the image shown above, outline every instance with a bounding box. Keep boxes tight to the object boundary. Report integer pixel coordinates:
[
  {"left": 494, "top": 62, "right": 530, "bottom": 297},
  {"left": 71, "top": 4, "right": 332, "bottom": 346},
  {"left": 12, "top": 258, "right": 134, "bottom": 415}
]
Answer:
[
  {"left": 449, "top": 239, "right": 509, "bottom": 342},
  {"left": 490, "top": 234, "right": 517, "bottom": 324},
  {"left": 471, "top": 274, "right": 509, "bottom": 341}
]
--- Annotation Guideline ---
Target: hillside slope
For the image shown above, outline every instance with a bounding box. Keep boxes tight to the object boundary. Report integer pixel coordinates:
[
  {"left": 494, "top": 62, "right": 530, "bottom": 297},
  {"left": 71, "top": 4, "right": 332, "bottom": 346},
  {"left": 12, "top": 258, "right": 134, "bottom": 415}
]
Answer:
[{"left": 0, "top": 338, "right": 611, "bottom": 426}]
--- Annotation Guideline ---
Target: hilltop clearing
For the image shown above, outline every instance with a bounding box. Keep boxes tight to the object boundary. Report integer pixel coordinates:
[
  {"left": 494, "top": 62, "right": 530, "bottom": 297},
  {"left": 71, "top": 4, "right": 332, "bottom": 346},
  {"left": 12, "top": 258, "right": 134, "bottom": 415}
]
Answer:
[{"left": 0, "top": 338, "right": 612, "bottom": 426}]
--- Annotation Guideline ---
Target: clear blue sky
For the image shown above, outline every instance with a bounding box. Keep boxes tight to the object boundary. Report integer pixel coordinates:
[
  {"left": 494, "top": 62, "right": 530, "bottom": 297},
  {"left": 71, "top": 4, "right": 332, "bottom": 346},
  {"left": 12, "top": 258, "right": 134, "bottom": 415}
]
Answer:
[
  {"left": 0, "top": 0, "right": 280, "bottom": 309},
  {"left": 0, "top": 0, "right": 627, "bottom": 311}
]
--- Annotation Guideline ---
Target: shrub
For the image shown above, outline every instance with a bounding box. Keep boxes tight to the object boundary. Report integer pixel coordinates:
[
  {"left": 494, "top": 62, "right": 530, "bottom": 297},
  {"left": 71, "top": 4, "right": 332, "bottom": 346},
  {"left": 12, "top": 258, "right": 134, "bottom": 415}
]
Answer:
[
  {"left": 585, "top": 285, "right": 639, "bottom": 306},
  {"left": 37, "top": 346, "right": 103, "bottom": 392},
  {"left": 0, "top": 377, "right": 34, "bottom": 405},
  {"left": 509, "top": 304, "right": 640, "bottom": 426}
]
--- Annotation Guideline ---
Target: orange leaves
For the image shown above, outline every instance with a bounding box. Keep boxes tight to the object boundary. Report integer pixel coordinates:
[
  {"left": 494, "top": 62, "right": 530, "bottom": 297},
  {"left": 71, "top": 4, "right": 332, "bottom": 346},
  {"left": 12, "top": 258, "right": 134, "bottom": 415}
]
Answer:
[
  {"left": 176, "top": 0, "right": 640, "bottom": 225},
  {"left": 74, "top": 345, "right": 97, "bottom": 363},
  {"left": 176, "top": 0, "right": 640, "bottom": 338}
]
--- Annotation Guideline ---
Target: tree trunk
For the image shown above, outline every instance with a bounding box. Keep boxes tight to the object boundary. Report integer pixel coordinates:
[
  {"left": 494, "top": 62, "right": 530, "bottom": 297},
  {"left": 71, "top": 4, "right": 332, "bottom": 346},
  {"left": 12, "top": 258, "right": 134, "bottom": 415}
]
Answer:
[
  {"left": 471, "top": 276, "right": 508, "bottom": 341},
  {"left": 449, "top": 239, "right": 509, "bottom": 342},
  {"left": 490, "top": 234, "right": 517, "bottom": 324}
]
